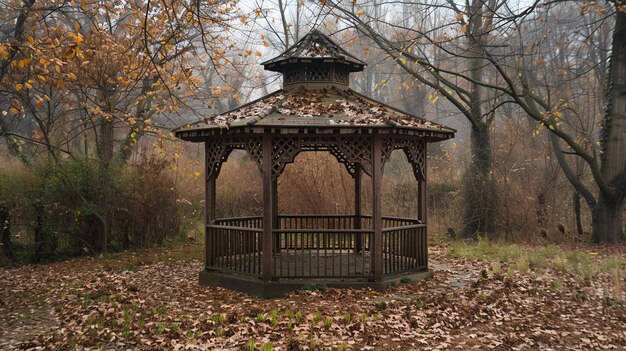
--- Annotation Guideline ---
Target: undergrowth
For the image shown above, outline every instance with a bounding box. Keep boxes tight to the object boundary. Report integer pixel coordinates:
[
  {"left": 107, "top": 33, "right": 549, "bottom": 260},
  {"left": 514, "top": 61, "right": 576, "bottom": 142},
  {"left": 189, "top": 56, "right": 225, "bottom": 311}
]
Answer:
[{"left": 448, "top": 237, "right": 626, "bottom": 282}]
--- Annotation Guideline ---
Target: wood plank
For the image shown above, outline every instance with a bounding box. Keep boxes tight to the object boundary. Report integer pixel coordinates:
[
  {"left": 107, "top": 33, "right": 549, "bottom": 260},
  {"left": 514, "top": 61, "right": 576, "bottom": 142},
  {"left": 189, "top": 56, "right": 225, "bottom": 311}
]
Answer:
[{"left": 262, "top": 134, "right": 274, "bottom": 281}]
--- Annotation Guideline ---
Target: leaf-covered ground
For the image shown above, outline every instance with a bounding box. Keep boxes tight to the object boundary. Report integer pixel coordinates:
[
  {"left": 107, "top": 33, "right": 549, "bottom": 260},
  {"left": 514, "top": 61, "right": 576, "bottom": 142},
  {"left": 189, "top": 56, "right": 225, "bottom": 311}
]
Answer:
[{"left": 1, "top": 244, "right": 625, "bottom": 350}]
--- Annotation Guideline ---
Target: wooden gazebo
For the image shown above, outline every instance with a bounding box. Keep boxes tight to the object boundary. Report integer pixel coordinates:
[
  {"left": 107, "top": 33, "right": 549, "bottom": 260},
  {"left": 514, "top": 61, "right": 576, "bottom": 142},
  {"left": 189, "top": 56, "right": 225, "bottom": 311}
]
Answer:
[{"left": 175, "top": 31, "right": 455, "bottom": 297}]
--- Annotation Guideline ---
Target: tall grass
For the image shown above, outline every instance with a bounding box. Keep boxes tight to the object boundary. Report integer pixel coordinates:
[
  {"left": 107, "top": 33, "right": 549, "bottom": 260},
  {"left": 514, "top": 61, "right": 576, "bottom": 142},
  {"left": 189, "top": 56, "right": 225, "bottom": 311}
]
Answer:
[{"left": 449, "top": 237, "right": 626, "bottom": 282}]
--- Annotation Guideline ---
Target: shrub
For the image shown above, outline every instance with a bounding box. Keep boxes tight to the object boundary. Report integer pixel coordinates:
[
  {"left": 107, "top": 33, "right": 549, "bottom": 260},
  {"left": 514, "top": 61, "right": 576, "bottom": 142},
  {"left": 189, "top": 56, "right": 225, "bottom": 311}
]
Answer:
[{"left": 0, "top": 150, "right": 202, "bottom": 264}]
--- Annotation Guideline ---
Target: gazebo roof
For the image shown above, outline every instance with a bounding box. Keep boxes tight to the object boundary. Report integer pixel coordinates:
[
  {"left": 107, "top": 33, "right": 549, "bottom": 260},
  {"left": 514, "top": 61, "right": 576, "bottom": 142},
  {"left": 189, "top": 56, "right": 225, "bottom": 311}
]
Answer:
[
  {"left": 174, "top": 31, "right": 455, "bottom": 142},
  {"left": 176, "top": 87, "right": 454, "bottom": 136},
  {"left": 261, "top": 30, "right": 365, "bottom": 72}
]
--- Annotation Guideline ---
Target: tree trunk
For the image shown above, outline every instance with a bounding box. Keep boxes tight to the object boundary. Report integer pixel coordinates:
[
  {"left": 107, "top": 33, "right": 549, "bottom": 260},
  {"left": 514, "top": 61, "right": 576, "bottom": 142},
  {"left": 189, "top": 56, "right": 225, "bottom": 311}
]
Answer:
[
  {"left": 537, "top": 192, "right": 548, "bottom": 227},
  {"left": 33, "top": 199, "right": 45, "bottom": 262},
  {"left": 461, "top": 0, "right": 497, "bottom": 239},
  {"left": 0, "top": 202, "right": 15, "bottom": 264},
  {"left": 462, "top": 122, "right": 497, "bottom": 238},
  {"left": 573, "top": 191, "right": 584, "bottom": 236},
  {"left": 591, "top": 192, "right": 624, "bottom": 243},
  {"left": 592, "top": 6, "right": 626, "bottom": 242}
]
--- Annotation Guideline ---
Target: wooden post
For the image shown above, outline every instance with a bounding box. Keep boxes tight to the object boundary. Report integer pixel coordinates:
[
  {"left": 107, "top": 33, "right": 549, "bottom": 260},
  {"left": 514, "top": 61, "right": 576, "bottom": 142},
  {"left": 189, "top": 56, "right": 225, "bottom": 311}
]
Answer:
[
  {"left": 372, "top": 135, "right": 383, "bottom": 282},
  {"left": 354, "top": 164, "right": 362, "bottom": 252},
  {"left": 262, "top": 135, "right": 274, "bottom": 281},
  {"left": 416, "top": 142, "right": 428, "bottom": 268},
  {"left": 205, "top": 146, "right": 217, "bottom": 270},
  {"left": 417, "top": 181, "right": 426, "bottom": 224},
  {"left": 272, "top": 177, "right": 280, "bottom": 252},
  {"left": 417, "top": 142, "right": 427, "bottom": 224}
]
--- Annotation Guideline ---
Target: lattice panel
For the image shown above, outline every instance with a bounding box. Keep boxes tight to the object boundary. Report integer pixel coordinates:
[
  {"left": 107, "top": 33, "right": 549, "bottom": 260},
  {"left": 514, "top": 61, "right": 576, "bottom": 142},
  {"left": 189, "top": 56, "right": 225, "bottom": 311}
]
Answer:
[
  {"left": 285, "top": 70, "right": 299, "bottom": 83},
  {"left": 271, "top": 137, "right": 302, "bottom": 179},
  {"left": 335, "top": 70, "right": 349, "bottom": 84},
  {"left": 403, "top": 139, "right": 426, "bottom": 181},
  {"left": 206, "top": 139, "right": 230, "bottom": 180},
  {"left": 303, "top": 69, "right": 331, "bottom": 81},
  {"left": 381, "top": 137, "right": 395, "bottom": 165},
  {"left": 329, "top": 145, "right": 357, "bottom": 176},
  {"left": 334, "top": 136, "right": 372, "bottom": 165},
  {"left": 245, "top": 137, "right": 264, "bottom": 174}
]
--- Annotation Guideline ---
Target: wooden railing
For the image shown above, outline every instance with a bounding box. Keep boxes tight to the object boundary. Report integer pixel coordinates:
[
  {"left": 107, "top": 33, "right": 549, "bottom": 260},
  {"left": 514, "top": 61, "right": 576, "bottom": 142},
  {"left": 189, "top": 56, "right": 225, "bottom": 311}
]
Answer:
[
  {"left": 382, "top": 224, "right": 427, "bottom": 274},
  {"left": 273, "top": 228, "right": 374, "bottom": 278},
  {"left": 206, "top": 215, "right": 426, "bottom": 279},
  {"left": 206, "top": 222, "right": 263, "bottom": 275}
]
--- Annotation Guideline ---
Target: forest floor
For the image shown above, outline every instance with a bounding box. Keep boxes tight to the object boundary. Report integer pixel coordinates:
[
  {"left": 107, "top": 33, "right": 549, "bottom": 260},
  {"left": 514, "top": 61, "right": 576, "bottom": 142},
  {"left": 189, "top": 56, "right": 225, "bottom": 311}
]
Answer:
[{"left": 0, "top": 241, "right": 625, "bottom": 350}]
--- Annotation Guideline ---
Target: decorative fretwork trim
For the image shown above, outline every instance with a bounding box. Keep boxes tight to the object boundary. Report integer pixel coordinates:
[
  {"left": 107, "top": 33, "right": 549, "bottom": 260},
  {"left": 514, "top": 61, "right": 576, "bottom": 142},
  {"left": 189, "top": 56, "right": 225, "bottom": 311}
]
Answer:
[
  {"left": 203, "top": 134, "right": 424, "bottom": 181},
  {"left": 402, "top": 139, "right": 426, "bottom": 181}
]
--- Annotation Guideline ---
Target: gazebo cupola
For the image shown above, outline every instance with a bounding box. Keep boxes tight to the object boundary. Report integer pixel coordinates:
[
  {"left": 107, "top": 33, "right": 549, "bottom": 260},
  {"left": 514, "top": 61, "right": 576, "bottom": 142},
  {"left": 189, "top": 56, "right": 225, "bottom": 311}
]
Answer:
[
  {"left": 261, "top": 30, "right": 365, "bottom": 90},
  {"left": 174, "top": 30, "right": 455, "bottom": 298}
]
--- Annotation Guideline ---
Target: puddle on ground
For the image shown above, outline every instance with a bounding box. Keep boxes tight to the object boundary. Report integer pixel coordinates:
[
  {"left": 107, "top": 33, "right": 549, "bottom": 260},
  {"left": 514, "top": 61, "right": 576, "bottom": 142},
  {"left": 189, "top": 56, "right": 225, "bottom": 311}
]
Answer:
[{"left": 430, "top": 261, "right": 474, "bottom": 289}]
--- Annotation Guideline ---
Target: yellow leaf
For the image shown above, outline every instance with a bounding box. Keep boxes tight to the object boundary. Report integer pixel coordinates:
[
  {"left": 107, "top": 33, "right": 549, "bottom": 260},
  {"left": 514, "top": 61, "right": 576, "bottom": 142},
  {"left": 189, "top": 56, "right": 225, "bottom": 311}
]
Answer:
[
  {"left": 193, "top": 171, "right": 201, "bottom": 178},
  {"left": 24, "top": 82, "right": 32, "bottom": 89},
  {"left": 67, "top": 72, "right": 76, "bottom": 79},
  {"left": 74, "top": 22, "right": 80, "bottom": 32},
  {"left": 63, "top": 47, "right": 76, "bottom": 59},
  {"left": 38, "top": 75, "right": 46, "bottom": 81},
  {"left": 255, "top": 51, "right": 261, "bottom": 56},
  {"left": 461, "top": 24, "right": 468, "bottom": 33},
  {"left": 185, "top": 12, "right": 193, "bottom": 23},
  {"left": 15, "top": 84, "right": 22, "bottom": 92},
  {"left": 18, "top": 58, "right": 30, "bottom": 68},
  {"left": 357, "top": 10, "right": 365, "bottom": 16},
  {"left": 0, "top": 45, "right": 9, "bottom": 60},
  {"left": 240, "top": 15, "right": 247, "bottom": 24},
  {"left": 400, "top": 58, "right": 406, "bottom": 65}
]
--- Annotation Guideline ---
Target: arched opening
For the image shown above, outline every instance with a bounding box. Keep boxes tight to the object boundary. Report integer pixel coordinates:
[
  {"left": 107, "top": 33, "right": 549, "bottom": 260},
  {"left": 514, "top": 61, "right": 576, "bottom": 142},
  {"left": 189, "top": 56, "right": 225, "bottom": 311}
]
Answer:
[
  {"left": 215, "top": 149, "right": 262, "bottom": 219},
  {"left": 382, "top": 150, "right": 417, "bottom": 219},
  {"left": 280, "top": 152, "right": 354, "bottom": 215}
]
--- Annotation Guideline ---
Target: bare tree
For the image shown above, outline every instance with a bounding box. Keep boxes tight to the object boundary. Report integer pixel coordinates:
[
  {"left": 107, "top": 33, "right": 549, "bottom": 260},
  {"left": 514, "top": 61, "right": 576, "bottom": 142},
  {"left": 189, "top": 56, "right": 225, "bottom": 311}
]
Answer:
[{"left": 326, "top": 0, "right": 624, "bottom": 241}]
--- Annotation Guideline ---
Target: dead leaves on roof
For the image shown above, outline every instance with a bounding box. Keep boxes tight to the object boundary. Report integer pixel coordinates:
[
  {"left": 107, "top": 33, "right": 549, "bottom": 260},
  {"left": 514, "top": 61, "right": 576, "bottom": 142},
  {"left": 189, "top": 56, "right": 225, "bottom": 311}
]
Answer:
[{"left": 206, "top": 89, "right": 449, "bottom": 130}]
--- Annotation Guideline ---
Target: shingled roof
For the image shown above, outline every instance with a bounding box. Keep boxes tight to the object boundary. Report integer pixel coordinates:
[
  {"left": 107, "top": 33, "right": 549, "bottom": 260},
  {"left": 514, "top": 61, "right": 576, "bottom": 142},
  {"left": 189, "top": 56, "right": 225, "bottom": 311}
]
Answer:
[
  {"left": 174, "top": 30, "right": 455, "bottom": 141},
  {"left": 175, "top": 87, "right": 454, "bottom": 134},
  {"left": 262, "top": 30, "right": 365, "bottom": 72}
]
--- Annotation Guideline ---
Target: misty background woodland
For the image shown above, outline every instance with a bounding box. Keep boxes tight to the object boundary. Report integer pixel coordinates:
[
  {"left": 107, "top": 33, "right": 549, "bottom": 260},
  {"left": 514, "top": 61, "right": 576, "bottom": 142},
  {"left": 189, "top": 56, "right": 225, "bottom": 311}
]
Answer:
[{"left": 1, "top": 0, "right": 625, "bottom": 264}]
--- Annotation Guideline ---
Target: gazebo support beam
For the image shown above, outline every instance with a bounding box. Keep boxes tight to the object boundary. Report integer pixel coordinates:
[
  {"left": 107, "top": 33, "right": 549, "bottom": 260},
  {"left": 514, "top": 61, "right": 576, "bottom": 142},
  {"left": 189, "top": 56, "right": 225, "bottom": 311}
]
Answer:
[
  {"left": 205, "top": 158, "right": 217, "bottom": 269},
  {"left": 417, "top": 143, "right": 427, "bottom": 268},
  {"left": 262, "top": 135, "right": 274, "bottom": 281},
  {"left": 354, "top": 164, "right": 362, "bottom": 253},
  {"left": 272, "top": 178, "right": 280, "bottom": 252},
  {"left": 372, "top": 135, "right": 383, "bottom": 282},
  {"left": 417, "top": 144, "right": 427, "bottom": 224}
]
